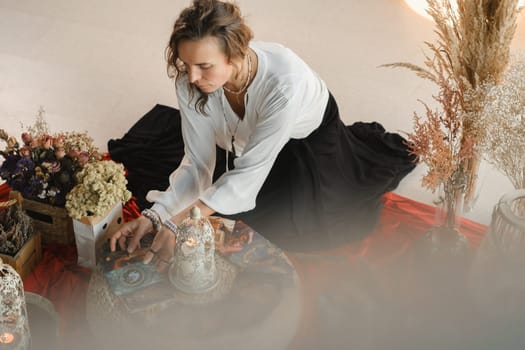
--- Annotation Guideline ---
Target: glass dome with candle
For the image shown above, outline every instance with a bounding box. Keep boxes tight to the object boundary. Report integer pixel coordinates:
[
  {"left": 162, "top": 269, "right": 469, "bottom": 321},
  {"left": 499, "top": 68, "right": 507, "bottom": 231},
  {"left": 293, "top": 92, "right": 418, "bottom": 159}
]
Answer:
[
  {"left": 0, "top": 258, "right": 30, "bottom": 350},
  {"left": 169, "top": 206, "right": 218, "bottom": 294}
]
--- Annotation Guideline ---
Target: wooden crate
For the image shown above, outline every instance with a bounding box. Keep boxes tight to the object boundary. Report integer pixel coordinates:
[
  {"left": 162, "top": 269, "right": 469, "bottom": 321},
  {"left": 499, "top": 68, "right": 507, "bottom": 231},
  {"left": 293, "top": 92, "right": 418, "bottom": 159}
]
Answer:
[
  {"left": 9, "top": 191, "right": 75, "bottom": 245},
  {"left": 0, "top": 232, "right": 42, "bottom": 279}
]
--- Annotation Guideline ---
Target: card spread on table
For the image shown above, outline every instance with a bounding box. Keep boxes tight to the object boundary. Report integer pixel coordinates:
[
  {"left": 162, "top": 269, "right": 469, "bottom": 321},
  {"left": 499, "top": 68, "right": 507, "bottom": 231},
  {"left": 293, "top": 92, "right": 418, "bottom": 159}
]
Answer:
[
  {"left": 98, "top": 233, "right": 166, "bottom": 296},
  {"left": 96, "top": 216, "right": 283, "bottom": 313}
]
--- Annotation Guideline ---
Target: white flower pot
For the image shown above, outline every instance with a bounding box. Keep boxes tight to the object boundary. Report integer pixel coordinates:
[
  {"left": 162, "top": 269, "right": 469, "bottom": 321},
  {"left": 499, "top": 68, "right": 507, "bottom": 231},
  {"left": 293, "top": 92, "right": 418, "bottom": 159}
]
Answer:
[{"left": 73, "top": 202, "right": 123, "bottom": 269}]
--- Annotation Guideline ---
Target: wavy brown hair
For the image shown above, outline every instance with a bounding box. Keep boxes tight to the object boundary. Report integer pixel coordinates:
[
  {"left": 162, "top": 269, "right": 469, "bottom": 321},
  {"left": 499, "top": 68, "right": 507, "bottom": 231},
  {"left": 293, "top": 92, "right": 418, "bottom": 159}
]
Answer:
[{"left": 166, "top": 0, "right": 253, "bottom": 114}]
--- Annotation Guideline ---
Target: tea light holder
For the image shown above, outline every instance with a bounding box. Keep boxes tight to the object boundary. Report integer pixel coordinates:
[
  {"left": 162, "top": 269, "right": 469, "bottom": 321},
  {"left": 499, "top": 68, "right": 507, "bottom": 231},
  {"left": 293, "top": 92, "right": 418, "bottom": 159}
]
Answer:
[
  {"left": 168, "top": 207, "right": 218, "bottom": 293},
  {"left": 0, "top": 258, "right": 30, "bottom": 350}
]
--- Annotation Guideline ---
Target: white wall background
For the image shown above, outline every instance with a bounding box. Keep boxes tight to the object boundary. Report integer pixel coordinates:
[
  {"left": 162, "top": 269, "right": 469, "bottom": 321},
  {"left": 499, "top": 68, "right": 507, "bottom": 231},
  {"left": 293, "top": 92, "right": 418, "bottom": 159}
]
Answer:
[{"left": 1, "top": 0, "right": 524, "bottom": 225}]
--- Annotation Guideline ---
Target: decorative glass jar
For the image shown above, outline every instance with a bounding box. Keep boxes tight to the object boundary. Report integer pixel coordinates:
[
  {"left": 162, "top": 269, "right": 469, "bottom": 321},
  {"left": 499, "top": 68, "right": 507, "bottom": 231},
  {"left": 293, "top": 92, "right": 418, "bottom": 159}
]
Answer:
[
  {"left": 469, "top": 189, "right": 525, "bottom": 320},
  {"left": 488, "top": 189, "right": 525, "bottom": 259},
  {"left": 169, "top": 207, "right": 217, "bottom": 293},
  {"left": 0, "top": 258, "right": 30, "bottom": 350}
]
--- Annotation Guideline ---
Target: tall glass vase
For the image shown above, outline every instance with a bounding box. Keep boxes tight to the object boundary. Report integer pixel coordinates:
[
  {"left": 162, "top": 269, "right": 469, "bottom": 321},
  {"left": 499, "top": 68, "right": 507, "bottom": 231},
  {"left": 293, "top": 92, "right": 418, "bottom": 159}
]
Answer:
[
  {"left": 425, "top": 180, "right": 468, "bottom": 257},
  {"left": 414, "top": 179, "right": 471, "bottom": 295}
]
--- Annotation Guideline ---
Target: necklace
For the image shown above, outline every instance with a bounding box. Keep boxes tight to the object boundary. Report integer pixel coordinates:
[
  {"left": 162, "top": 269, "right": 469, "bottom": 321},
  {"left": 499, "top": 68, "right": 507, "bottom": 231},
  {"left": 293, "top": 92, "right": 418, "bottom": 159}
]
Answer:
[
  {"left": 220, "top": 96, "right": 242, "bottom": 171},
  {"left": 223, "top": 53, "right": 252, "bottom": 95}
]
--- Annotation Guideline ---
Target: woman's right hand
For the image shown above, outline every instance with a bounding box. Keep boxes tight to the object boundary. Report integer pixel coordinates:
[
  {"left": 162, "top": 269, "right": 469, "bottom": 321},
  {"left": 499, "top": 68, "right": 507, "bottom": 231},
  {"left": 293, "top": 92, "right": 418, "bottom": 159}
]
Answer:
[{"left": 109, "top": 216, "right": 153, "bottom": 253}]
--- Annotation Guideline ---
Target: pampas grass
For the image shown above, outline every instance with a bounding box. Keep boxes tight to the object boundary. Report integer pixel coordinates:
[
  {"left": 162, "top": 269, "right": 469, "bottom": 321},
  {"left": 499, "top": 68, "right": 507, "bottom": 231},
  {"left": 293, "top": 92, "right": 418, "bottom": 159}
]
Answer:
[{"left": 384, "top": 0, "right": 521, "bottom": 208}]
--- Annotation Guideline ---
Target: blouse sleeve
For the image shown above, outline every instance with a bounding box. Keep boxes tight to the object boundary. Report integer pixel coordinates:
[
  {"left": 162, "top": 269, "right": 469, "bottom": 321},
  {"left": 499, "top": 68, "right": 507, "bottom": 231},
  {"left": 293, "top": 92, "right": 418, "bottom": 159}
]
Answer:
[
  {"left": 199, "top": 80, "right": 301, "bottom": 215},
  {"left": 146, "top": 83, "right": 217, "bottom": 221}
]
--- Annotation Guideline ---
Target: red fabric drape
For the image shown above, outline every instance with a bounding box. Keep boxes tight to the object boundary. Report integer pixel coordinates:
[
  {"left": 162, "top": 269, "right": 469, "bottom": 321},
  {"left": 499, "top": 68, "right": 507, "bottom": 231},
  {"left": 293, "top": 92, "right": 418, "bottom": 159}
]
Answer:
[{"left": 0, "top": 182, "right": 10, "bottom": 200}]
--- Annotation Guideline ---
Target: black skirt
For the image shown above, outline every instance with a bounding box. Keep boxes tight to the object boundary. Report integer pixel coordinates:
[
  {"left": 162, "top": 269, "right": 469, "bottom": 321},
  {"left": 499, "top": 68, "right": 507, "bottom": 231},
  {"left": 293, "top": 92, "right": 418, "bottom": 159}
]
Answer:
[
  {"left": 215, "top": 93, "right": 416, "bottom": 251},
  {"left": 109, "top": 96, "right": 416, "bottom": 252}
]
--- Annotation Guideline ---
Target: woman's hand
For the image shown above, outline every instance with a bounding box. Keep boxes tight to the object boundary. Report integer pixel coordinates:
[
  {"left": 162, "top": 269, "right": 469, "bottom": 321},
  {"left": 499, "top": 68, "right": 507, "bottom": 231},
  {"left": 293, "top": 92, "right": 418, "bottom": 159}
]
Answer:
[
  {"left": 111, "top": 201, "right": 213, "bottom": 271},
  {"left": 142, "top": 226, "right": 177, "bottom": 272},
  {"left": 109, "top": 215, "right": 153, "bottom": 252},
  {"left": 109, "top": 215, "right": 176, "bottom": 272}
]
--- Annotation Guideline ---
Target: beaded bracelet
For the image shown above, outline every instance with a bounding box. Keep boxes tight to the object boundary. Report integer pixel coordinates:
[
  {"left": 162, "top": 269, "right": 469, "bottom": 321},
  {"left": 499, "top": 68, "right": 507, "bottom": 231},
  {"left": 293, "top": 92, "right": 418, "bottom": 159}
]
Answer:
[
  {"left": 163, "top": 219, "right": 179, "bottom": 235},
  {"left": 141, "top": 208, "right": 161, "bottom": 233}
]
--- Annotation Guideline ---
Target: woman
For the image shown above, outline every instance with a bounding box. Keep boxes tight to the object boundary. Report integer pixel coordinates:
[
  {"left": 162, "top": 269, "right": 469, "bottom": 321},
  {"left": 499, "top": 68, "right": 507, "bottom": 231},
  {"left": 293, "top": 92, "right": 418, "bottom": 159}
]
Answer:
[{"left": 109, "top": 0, "right": 415, "bottom": 266}]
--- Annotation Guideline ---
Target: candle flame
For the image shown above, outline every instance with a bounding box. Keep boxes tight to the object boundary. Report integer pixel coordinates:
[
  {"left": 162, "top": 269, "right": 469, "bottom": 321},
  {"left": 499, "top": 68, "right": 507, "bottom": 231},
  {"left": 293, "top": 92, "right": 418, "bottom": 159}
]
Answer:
[
  {"left": 0, "top": 332, "right": 14, "bottom": 344},
  {"left": 185, "top": 237, "right": 197, "bottom": 247}
]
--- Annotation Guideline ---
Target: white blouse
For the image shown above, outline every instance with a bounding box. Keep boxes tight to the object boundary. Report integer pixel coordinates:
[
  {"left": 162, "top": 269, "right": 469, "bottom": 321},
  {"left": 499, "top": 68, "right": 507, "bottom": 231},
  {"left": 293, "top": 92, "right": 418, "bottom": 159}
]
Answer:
[{"left": 147, "top": 41, "right": 329, "bottom": 221}]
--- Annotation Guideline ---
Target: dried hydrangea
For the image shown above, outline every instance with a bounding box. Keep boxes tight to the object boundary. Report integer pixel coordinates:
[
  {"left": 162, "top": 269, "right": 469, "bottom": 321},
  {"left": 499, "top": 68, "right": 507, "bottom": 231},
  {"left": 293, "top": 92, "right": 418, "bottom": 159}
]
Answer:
[
  {"left": 480, "top": 54, "right": 525, "bottom": 190},
  {"left": 65, "top": 160, "right": 132, "bottom": 220},
  {"left": 62, "top": 131, "right": 100, "bottom": 162}
]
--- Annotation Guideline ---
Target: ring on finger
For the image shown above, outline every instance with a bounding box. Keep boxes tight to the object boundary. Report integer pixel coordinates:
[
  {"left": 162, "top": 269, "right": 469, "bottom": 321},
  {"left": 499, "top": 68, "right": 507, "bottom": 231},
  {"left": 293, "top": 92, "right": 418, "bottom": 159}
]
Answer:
[
  {"left": 158, "top": 257, "right": 173, "bottom": 265},
  {"left": 149, "top": 248, "right": 158, "bottom": 255}
]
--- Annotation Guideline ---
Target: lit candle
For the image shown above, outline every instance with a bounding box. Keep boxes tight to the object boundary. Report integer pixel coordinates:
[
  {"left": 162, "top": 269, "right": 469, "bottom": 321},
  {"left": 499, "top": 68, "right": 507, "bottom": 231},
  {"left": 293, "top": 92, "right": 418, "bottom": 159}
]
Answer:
[
  {"left": 169, "top": 206, "right": 217, "bottom": 292},
  {"left": 181, "top": 237, "right": 197, "bottom": 256},
  {"left": 0, "top": 332, "right": 15, "bottom": 344},
  {"left": 0, "top": 258, "right": 29, "bottom": 349},
  {"left": 185, "top": 237, "right": 197, "bottom": 247}
]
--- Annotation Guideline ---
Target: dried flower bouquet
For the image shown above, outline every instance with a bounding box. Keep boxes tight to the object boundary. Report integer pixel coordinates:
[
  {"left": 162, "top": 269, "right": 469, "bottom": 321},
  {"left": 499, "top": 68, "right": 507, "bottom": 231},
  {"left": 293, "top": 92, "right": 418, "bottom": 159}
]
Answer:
[
  {"left": 0, "top": 198, "right": 34, "bottom": 256},
  {"left": 385, "top": 0, "right": 521, "bottom": 209},
  {"left": 0, "top": 107, "right": 100, "bottom": 206},
  {"left": 401, "top": 53, "right": 474, "bottom": 230}
]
